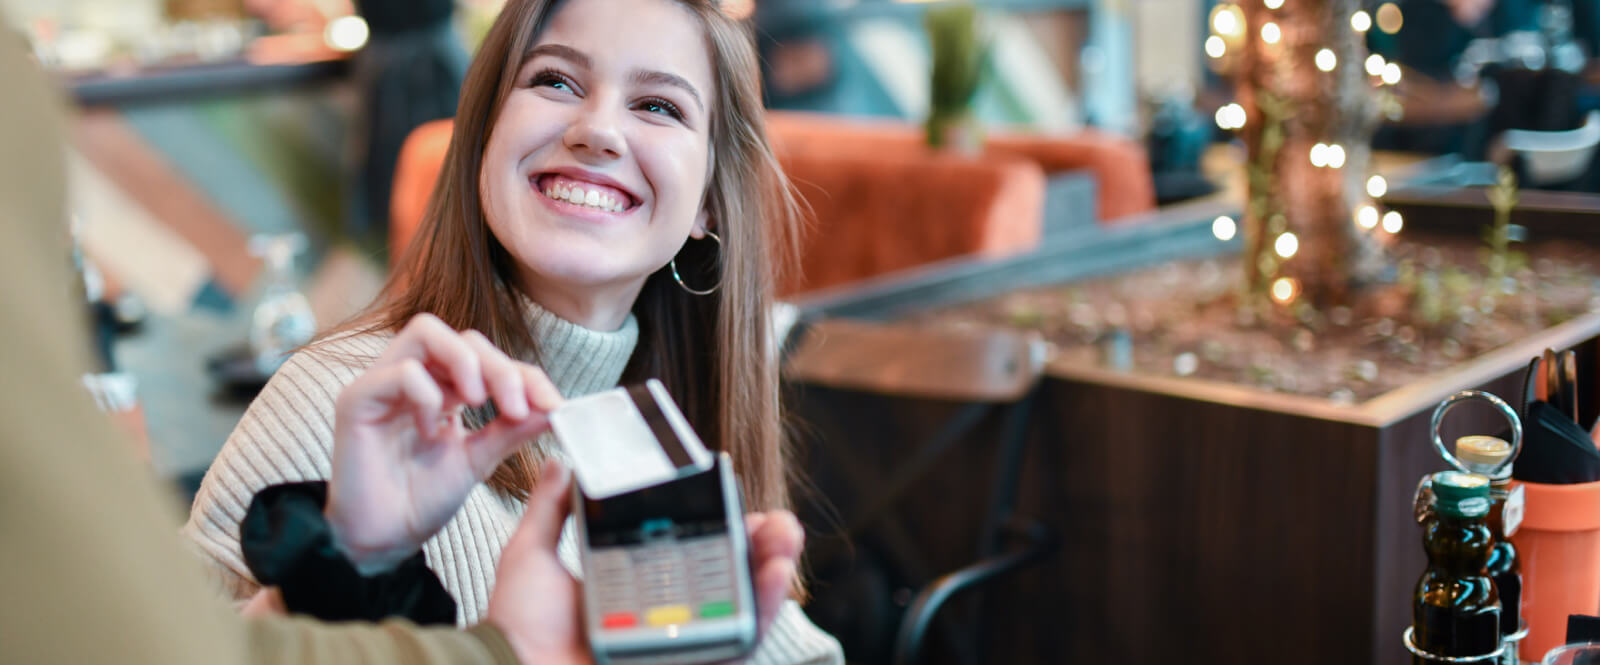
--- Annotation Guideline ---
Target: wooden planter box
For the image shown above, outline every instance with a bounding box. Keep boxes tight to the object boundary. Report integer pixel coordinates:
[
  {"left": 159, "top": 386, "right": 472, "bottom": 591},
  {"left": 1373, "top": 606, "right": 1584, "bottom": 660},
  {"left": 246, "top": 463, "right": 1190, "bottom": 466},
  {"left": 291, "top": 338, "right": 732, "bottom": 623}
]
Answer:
[{"left": 783, "top": 205, "right": 1600, "bottom": 665}]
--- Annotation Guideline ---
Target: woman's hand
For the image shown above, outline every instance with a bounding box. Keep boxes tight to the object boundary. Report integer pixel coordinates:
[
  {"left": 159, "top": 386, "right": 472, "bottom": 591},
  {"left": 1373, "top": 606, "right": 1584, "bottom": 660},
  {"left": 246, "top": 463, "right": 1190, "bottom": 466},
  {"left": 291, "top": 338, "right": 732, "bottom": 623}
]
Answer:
[{"left": 326, "top": 313, "right": 563, "bottom": 573}]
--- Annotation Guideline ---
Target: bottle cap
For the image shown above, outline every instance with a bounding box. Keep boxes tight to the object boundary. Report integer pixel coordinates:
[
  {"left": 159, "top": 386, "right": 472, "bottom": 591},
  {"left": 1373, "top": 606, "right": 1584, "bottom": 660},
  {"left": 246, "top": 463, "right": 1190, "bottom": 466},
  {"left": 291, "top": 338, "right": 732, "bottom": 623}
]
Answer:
[
  {"left": 1456, "top": 435, "right": 1513, "bottom": 475},
  {"left": 1431, "top": 471, "right": 1491, "bottom": 519}
]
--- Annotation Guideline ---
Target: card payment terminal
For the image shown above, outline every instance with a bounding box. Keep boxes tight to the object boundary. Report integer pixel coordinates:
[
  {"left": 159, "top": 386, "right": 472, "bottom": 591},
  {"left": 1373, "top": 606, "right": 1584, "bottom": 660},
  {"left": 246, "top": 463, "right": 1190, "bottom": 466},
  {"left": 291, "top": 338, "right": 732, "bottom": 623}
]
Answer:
[{"left": 573, "top": 453, "right": 757, "bottom": 665}]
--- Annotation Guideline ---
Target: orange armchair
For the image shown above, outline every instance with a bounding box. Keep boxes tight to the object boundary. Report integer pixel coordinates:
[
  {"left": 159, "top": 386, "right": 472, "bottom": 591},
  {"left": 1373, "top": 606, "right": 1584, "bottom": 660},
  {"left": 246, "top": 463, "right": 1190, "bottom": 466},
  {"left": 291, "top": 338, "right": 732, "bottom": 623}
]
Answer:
[
  {"left": 767, "top": 111, "right": 1155, "bottom": 223},
  {"left": 389, "top": 118, "right": 455, "bottom": 263}
]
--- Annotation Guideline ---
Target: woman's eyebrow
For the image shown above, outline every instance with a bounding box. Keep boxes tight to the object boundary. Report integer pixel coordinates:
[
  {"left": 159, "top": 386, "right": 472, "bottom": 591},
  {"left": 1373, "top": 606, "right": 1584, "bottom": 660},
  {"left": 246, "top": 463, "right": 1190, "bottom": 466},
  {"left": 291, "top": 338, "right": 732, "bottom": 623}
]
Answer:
[
  {"left": 631, "top": 69, "right": 705, "bottom": 112},
  {"left": 523, "top": 43, "right": 591, "bottom": 69}
]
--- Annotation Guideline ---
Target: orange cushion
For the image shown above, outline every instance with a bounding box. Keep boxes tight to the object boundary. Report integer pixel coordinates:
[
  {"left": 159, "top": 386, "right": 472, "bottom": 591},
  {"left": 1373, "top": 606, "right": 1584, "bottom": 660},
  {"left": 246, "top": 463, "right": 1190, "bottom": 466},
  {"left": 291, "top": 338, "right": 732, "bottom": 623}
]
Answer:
[
  {"left": 389, "top": 118, "right": 455, "bottom": 263},
  {"left": 768, "top": 110, "right": 1155, "bottom": 222},
  {"left": 778, "top": 148, "right": 1043, "bottom": 296}
]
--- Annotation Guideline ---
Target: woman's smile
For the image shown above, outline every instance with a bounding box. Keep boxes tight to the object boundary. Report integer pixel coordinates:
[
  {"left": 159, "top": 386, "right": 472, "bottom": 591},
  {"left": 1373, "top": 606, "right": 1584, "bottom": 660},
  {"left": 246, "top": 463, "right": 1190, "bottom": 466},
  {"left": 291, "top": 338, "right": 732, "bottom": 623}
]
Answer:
[{"left": 532, "top": 169, "right": 643, "bottom": 221}]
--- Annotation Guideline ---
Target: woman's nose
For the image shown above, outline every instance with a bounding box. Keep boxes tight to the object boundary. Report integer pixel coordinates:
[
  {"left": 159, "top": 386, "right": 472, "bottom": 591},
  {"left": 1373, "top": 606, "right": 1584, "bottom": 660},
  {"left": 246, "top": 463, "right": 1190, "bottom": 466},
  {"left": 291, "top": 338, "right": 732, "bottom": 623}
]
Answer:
[{"left": 564, "top": 101, "right": 626, "bottom": 162}]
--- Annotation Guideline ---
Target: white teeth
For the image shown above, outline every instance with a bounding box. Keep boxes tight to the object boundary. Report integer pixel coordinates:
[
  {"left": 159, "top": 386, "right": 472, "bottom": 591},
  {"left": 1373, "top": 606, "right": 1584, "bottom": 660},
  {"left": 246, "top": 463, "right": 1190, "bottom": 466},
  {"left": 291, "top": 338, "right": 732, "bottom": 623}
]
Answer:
[{"left": 544, "top": 180, "right": 628, "bottom": 212}]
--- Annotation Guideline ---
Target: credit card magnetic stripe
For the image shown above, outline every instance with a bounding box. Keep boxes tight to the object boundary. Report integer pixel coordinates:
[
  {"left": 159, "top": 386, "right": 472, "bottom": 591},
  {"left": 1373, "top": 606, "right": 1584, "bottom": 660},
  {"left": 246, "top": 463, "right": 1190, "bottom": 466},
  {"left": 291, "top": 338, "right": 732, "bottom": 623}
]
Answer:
[{"left": 626, "top": 384, "right": 695, "bottom": 469}]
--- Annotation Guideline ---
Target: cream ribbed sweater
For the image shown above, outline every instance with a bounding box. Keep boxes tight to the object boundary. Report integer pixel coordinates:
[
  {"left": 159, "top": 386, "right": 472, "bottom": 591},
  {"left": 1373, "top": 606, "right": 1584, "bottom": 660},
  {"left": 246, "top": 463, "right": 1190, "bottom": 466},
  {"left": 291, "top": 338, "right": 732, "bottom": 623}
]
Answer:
[{"left": 182, "top": 301, "right": 843, "bottom": 665}]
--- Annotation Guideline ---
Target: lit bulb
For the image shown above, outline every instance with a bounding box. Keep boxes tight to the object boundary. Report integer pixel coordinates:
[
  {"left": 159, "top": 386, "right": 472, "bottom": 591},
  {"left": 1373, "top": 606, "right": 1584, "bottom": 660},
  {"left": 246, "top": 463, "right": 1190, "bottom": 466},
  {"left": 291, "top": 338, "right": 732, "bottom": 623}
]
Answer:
[
  {"left": 324, "top": 15, "right": 369, "bottom": 52},
  {"left": 1221, "top": 103, "right": 1246, "bottom": 128},
  {"left": 1213, "top": 6, "right": 1242, "bottom": 36},
  {"left": 1376, "top": 2, "right": 1403, "bottom": 33},
  {"left": 1309, "top": 143, "right": 1329, "bottom": 168},
  {"left": 1365, "top": 53, "right": 1386, "bottom": 76},
  {"left": 1215, "top": 106, "right": 1231, "bottom": 129},
  {"left": 1326, "top": 144, "right": 1346, "bottom": 169},
  {"left": 1357, "top": 205, "right": 1379, "bottom": 229},
  {"left": 1206, "top": 35, "right": 1227, "bottom": 58},
  {"left": 1275, "top": 232, "right": 1299, "bottom": 258},
  {"left": 1367, "top": 175, "right": 1388, "bottom": 198},
  {"left": 1382, "top": 62, "right": 1403, "bottom": 85},
  {"left": 1265, "top": 0, "right": 1284, "bottom": 8},
  {"left": 1271, "top": 277, "right": 1299, "bottom": 304},
  {"left": 1213, "top": 216, "right": 1238, "bottom": 241},
  {"left": 1351, "top": 10, "right": 1372, "bottom": 32},
  {"left": 1262, "top": 22, "right": 1281, "bottom": 44},
  {"left": 1315, "top": 48, "right": 1337, "bottom": 72},
  {"left": 1382, "top": 210, "right": 1404, "bottom": 233}
]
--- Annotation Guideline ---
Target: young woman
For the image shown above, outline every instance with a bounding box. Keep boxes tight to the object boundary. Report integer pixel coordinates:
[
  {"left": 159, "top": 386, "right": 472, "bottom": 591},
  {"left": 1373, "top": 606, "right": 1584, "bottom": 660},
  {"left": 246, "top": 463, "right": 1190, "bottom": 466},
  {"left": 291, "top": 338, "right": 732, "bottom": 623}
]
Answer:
[{"left": 182, "top": 0, "right": 841, "bottom": 662}]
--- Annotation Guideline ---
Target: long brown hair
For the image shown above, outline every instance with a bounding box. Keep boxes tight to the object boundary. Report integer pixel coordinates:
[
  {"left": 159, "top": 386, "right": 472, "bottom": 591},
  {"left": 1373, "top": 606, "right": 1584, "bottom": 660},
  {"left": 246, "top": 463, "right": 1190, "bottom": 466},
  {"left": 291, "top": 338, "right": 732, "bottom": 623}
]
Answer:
[{"left": 342, "top": 0, "right": 802, "bottom": 514}]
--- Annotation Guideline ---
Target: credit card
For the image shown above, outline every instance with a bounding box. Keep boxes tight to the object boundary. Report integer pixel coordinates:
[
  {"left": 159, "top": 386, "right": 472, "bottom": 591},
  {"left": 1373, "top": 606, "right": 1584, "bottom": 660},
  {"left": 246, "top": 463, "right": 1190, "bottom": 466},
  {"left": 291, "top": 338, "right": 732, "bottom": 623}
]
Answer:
[{"left": 549, "top": 378, "right": 714, "bottom": 499}]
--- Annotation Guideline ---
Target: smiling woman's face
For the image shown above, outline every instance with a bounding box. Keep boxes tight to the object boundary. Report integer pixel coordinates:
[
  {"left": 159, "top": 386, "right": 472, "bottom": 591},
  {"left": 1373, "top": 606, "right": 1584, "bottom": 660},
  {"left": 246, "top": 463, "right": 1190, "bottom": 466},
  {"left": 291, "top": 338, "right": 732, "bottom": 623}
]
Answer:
[{"left": 479, "top": 0, "right": 715, "bottom": 324}]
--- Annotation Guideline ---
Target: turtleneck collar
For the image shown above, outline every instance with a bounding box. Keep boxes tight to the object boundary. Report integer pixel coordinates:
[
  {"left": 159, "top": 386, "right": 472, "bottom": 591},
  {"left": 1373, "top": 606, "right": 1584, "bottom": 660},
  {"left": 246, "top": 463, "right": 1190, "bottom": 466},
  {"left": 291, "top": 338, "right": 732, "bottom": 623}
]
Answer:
[{"left": 514, "top": 290, "right": 639, "bottom": 400}]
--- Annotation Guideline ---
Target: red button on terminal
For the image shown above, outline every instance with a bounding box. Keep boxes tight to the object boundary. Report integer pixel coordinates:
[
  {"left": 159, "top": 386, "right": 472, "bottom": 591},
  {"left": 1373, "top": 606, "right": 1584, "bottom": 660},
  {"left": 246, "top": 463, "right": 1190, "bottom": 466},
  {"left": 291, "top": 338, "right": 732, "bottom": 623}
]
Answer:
[{"left": 602, "top": 613, "right": 638, "bottom": 629}]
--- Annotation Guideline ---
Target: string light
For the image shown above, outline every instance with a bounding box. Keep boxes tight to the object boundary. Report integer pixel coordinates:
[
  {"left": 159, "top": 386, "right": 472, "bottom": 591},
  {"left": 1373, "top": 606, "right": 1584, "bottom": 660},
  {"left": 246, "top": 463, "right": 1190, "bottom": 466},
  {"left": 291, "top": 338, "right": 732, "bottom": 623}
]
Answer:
[
  {"left": 1213, "top": 216, "right": 1238, "bottom": 241},
  {"left": 1261, "top": 22, "right": 1281, "bottom": 44},
  {"left": 1326, "top": 144, "right": 1346, "bottom": 168},
  {"left": 1309, "top": 143, "right": 1329, "bottom": 167},
  {"left": 1215, "top": 103, "right": 1247, "bottom": 129},
  {"left": 1351, "top": 10, "right": 1372, "bottom": 32},
  {"left": 1376, "top": 2, "right": 1403, "bottom": 33},
  {"left": 1206, "top": 35, "right": 1227, "bottom": 58},
  {"left": 1367, "top": 175, "right": 1388, "bottom": 198},
  {"left": 1264, "top": 0, "right": 1284, "bottom": 8},
  {"left": 324, "top": 16, "right": 369, "bottom": 52},
  {"left": 1382, "top": 210, "right": 1404, "bottom": 233},
  {"left": 1271, "top": 277, "right": 1300, "bottom": 304},
  {"left": 1365, "top": 53, "right": 1386, "bottom": 76},
  {"left": 1357, "top": 205, "right": 1379, "bottom": 229},
  {"left": 1275, "top": 232, "right": 1300, "bottom": 258},
  {"left": 1212, "top": 5, "right": 1243, "bottom": 37},
  {"left": 1315, "top": 48, "right": 1338, "bottom": 72},
  {"left": 1382, "top": 62, "right": 1403, "bottom": 85}
]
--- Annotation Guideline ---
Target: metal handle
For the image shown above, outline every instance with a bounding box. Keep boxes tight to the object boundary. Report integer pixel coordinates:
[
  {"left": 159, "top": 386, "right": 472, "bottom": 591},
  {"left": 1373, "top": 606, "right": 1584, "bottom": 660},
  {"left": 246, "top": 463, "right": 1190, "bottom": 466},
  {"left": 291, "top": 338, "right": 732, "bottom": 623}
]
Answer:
[{"left": 1430, "top": 390, "right": 1523, "bottom": 480}]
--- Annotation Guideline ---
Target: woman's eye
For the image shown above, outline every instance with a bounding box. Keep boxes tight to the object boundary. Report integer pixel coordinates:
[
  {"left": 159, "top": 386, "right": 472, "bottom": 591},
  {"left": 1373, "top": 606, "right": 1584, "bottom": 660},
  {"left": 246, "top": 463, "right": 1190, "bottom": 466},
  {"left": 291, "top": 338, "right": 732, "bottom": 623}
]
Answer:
[
  {"left": 531, "top": 70, "right": 575, "bottom": 92},
  {"left": 638, "top": 98, "right": 683, "bottom": 120}
]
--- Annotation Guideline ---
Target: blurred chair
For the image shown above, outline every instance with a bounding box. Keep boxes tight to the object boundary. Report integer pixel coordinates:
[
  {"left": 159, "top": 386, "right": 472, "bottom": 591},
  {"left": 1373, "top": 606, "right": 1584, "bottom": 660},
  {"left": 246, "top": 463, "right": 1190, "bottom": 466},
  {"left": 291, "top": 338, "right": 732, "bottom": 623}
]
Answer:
[
  {"left": 388, "top": 116, "right": 1050, "bottom": 297},
  {"left": 767, "top": 110, "right": 1156, "bottom": 223},
  {"left": 1501, "top": 110, "right": 1600, "bottom": 188},
  {"left": 389, "top": 118, "right": 454, "bottom": 263},
  {"left": 777, "top": 148, "right": 1044, "bottom": 296}
]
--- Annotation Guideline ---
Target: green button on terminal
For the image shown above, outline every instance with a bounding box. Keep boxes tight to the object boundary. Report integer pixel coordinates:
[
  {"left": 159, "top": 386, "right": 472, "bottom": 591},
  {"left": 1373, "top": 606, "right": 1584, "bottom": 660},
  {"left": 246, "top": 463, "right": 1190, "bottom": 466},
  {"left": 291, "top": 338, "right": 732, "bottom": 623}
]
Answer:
[{"left": 699, "top": 601, "right": 734, "bottom": 618}]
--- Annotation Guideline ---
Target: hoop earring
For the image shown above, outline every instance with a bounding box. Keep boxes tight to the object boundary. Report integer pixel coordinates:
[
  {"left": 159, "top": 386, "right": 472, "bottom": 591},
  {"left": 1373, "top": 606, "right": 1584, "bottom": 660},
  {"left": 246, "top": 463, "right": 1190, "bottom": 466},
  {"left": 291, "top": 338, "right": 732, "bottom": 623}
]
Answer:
[{"left": 670, "top": 231, "right": 722, "bottom": 296}]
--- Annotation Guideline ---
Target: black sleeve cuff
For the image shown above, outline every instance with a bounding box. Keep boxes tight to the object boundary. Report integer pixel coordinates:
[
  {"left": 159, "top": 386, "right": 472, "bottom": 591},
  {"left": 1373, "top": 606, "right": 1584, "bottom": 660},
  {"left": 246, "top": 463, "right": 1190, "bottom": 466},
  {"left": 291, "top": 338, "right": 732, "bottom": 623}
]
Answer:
[{"left": 240, "top": 481, "right": 458, "bottom": 625}]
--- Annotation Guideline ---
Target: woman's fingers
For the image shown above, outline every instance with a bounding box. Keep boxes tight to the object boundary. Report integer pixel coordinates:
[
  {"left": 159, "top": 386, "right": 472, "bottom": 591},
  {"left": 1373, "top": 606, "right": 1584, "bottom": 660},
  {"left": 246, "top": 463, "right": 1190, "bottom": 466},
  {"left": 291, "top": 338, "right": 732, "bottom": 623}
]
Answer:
[
  {"left": 520, "top": 364, "right": 564, "bottom": 414},
  {"left": 381, "top": 314, "right": 487, "bottom": 406},
  {"left": 340, "top": 359, "right": 447, "bottom": 436},
  {"left": 465, "top": 412, "right": 552, "bottom": 479},
  {"left": 397, "top": 359, "right": 447, "bottom": 438},
  {"left": 461, "top": 329, "right": 530, "bottom": 420}
]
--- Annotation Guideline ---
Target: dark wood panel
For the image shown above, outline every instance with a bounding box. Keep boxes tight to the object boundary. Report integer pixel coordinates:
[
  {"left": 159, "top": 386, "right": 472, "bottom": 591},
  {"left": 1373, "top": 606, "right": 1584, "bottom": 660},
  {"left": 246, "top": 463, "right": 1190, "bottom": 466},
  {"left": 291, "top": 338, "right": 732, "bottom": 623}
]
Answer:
[{"left": 1010, "top": 378, "right": 1378, "bottom": 665}]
